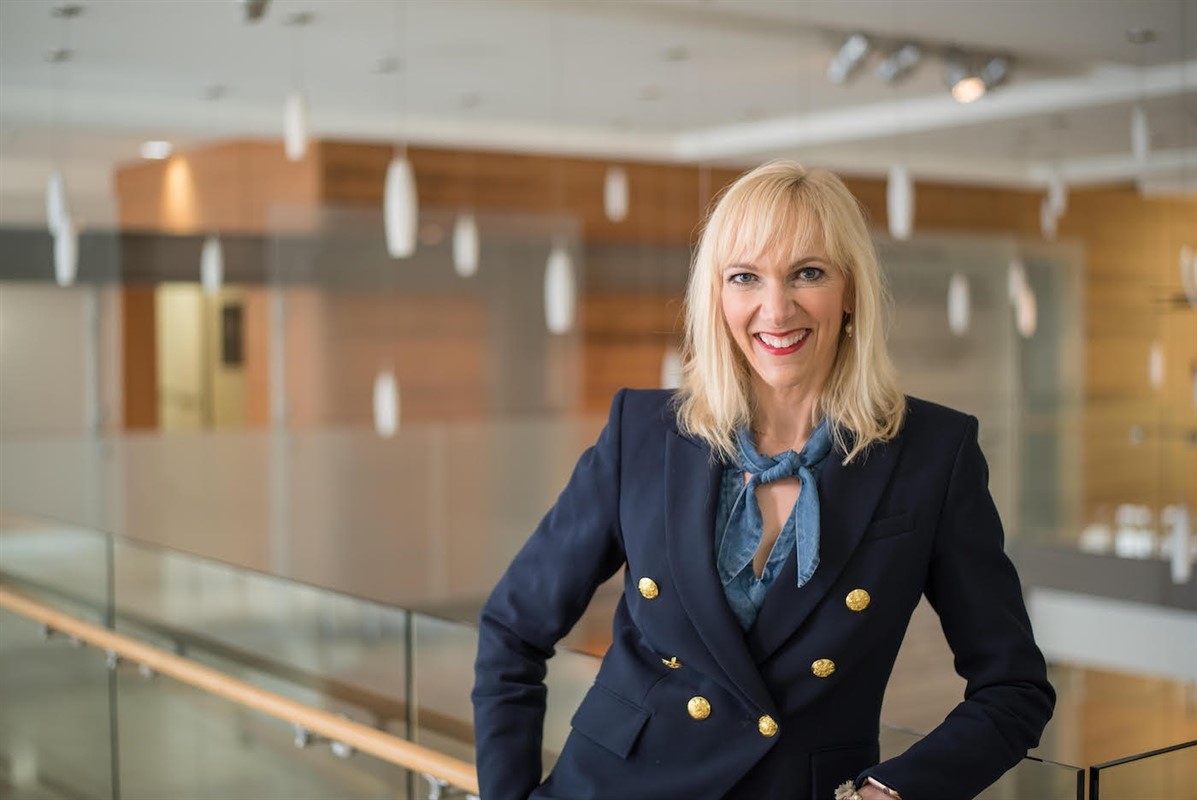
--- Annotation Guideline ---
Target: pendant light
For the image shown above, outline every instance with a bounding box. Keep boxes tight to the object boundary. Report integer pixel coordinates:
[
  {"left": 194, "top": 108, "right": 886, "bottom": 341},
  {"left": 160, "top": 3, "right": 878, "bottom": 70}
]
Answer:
[
  {"left": 201, "top": 235, "right": 224, "bottom": 295},
  {"left": 1039, "top": 197, "right": 1058, "bottom": 240},
  {"left": 452, "top": 213, "right": 479, "bottom": 277},
  {"left": 383, "top": 1, "right": 417, "bottom": 259},
  {"left": 46, "top": 170, "right": 68, "bottom": 234},
  {"left": 384, "top": 154, "right": 418, "bottom": 258},
  {"left": 886, "top": 164, "right": 913, "bottom": 240},
  {"left": 1015, "top": 284, "right": 1037, "bottom": 339},
  {"left": 1148, "top": 341, "right": 1165, "bottom": 390},
  {"left": 283, "top": 90, "right": 308, "bottom": 161},
  {"left": 1046, "top": 174, "right": 1068, "bottom": 217},
  {"left": 660, "top": 346, "right": 683, "bottom": 390},
  {"left": 544, "top": 240, "right": 576, "bottom": 335},
  {"left": 53, "top": 216, "right": 78, "bottom": 287},
  {"left": 372, "top": 368, "right": 399, "bottom": 438},
  {"left": 1130, "top": 104, "right": 1150, "bottom": 162},
  {"left": 603, "top": 166, "right": 629, "bottom": 222},
  {"left": 947, "top": 272, "right": 970, "bottom": 336},
  {"left": 282, "top": 12, "right": 312, "bottom": 162}
]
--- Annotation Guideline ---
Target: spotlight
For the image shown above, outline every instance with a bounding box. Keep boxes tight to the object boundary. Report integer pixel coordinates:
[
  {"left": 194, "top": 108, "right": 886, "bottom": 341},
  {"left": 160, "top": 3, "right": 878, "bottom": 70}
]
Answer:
[
  {"left": 876, "top": 43, "right": 921, "bottom": 83},
  {"left": 944, "top": 50, "right": 1011, "bottom": 103},
  {"left": 827, "top": 33, "right": 871, "bottom": 84}
]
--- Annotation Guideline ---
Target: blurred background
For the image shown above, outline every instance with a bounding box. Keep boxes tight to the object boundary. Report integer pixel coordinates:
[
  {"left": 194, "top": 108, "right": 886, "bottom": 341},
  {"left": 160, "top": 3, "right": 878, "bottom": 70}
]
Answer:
[{"left": 0, "top": 1, "right": 1194, "bottom": 798}]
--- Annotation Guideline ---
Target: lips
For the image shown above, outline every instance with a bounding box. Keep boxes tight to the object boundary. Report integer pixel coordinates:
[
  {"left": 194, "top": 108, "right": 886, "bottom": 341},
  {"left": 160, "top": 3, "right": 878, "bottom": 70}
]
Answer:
[{"left": 753, "top": 329, "right": 810, "bottom": 355}]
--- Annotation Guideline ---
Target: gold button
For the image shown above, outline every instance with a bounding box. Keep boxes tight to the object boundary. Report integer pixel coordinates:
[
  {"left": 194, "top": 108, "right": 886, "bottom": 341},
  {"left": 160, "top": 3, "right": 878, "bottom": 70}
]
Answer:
[
  {"left": 758, "top": 715, "right": 778, "bottom": 737},
  {"left": 661, "top": 656, "right": 682, "bottom": 669},
  {"left": 638, "top": 578, "right": 659, "bottom": 599},
  {"left": 811, "top": 659, "right": 836, "bottom": 678},
  {"left": 687, "top": 696, "right": 711, "bottom": 720},
  {"left": 846, "top": 589, "right": 871, "bottom": 612}
]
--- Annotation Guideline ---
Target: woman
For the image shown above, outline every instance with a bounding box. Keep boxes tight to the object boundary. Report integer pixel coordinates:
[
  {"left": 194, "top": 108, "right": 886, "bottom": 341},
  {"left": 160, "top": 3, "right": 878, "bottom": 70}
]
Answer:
[{"left": 472, "top": 161, "right": 1054, "bottom": 800}]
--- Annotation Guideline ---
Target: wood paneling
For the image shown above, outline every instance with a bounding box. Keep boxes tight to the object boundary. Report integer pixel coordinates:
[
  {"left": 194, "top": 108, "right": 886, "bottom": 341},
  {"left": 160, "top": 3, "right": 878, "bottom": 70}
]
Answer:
[
  {"left": 115, "top": 141, "right": 321, "bottom": 234},
  {"left": 121, "top": 286, "right": 158, "bottom": 430}
]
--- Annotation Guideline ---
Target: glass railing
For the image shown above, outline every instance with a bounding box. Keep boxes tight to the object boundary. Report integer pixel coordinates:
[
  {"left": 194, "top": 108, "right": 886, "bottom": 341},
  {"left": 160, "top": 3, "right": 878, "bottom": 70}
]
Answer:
[
  {"left": 4, "top": 512, "right": 1192, "bottom": 800},
  {"left": 1090, "top": 740, "right": 1197, "bottom": 800}
]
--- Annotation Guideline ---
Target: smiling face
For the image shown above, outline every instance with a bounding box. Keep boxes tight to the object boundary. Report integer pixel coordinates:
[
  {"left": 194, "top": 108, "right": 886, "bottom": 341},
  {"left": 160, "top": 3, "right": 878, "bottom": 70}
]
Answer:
[{"left": 719, "top": 232, "right": 851, "bottom": 405}]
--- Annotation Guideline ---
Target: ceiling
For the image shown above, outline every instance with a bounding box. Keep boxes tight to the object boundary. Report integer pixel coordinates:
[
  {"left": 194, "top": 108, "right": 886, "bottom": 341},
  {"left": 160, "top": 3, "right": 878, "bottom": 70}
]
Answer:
[{"left": 1, "top": 0, "right": 1195, "bottom": 222}]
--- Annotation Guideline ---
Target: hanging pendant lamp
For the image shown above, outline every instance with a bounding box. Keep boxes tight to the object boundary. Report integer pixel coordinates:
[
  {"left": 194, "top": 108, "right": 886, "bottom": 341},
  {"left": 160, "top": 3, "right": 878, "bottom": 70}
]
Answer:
[
  {"left": 372, "top": 368, "right": 400, "bottom": 438},
  {"left": 660, "top": 346, "right": 683, "bottom": 390},
  {"left": 1039, "top": 197, "right": 1058, "bottom": 241},
  {"left": 1016, "top": 285, "right": 1037, "bottom": 339},
  {"left": 544, "top": 241, "right": 576, "bottom": 334},
  {"left": 603, "top": 166, "right": 629, "bottom": 223},
  {"left": 384, "top": 154, "right": 418, "bottom": 259},
  {"left": 283, "top": 90, "right": 308, "bottom": 161},
  {"left": 201, "top": 235, "right": 224, "bottom": 296},
  {"left": 947, "top": 272, "right": 970, "bottom": 336},
  {"left": 1046, "top": 174, "right": 1068, "bottom": 218},
  {"left": 452, "top": 213, "right": 479, "bottom": 277},
  {"left": 886, "top": 164, "right": 913, "bottom": 240},
  {"left": 46, "top": 170, "right": 69, "bottom": 234},
  {"left": 1148, "top": 342, "right": 1165, "bottom": 390},
  {"left": 1130, "top": 104, "right": 1150, "bottom": 162},
  {"left": 53, "top": 216, "right": 78, "bottom": 287}
]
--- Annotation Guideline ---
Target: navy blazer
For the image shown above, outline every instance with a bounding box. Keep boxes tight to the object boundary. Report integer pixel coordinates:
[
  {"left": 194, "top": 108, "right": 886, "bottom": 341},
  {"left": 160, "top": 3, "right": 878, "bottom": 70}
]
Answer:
[{"left": 473, "top": 389, "right": 1054, "bottom": 800}]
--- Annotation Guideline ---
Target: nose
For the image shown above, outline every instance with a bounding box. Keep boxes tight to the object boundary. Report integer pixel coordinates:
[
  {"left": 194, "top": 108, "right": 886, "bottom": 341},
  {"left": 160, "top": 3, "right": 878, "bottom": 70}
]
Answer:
[{"left": 760, "top": 281, "right": 793, "bottom": 327}]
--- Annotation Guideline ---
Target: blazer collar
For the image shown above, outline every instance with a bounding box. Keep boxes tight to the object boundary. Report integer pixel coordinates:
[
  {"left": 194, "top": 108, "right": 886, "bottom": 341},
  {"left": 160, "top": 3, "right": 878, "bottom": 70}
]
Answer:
[
  {"left": 664, "top": 430, "right": 776, "bottom": 716},
  {"left": 664, "top": 424, "right": 905, "bottom": 704}
]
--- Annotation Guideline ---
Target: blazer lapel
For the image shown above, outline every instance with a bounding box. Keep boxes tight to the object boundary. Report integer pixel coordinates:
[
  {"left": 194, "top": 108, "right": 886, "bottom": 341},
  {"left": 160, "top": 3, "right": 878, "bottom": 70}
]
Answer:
[
  {"left": 745, "top": 432, "right": 905, "bottom": 663},
  {"left": 663, "top": 430, "right": 776, "bottom": 716}
]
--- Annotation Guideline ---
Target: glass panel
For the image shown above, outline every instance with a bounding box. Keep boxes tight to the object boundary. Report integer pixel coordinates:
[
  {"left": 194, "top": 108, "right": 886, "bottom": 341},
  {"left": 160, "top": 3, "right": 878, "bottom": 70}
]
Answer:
[
  {"left": 0, "top": 608, "right": 114, "bottom": 800},
  {"left": 112, "top": 657, "right": 412, "bottom": 800},
  {"left": 881, "top": 725, "right": 1083, "bottom": 800},
  {"left": 1092, "top": 740, "right": 1197, "bottom": 800}
]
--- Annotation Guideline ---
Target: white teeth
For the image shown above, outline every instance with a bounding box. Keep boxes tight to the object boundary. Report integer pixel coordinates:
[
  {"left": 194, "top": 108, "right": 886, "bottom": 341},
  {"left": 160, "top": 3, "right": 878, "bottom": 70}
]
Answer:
[{"left": 757, "top": 331, "right": 808, "bottom": 348}]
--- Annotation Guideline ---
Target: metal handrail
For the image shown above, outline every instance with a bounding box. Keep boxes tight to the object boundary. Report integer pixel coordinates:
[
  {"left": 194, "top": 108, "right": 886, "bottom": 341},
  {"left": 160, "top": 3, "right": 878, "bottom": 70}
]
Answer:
[{"left": 0, "top": 585, "right": 481, "bottom": 797}]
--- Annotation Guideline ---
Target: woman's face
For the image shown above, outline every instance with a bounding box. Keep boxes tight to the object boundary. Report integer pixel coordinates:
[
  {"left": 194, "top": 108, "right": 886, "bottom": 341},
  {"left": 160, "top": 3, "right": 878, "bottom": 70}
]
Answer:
[{"left": 719, "top": 235, "right": 850, "bottom": 401}]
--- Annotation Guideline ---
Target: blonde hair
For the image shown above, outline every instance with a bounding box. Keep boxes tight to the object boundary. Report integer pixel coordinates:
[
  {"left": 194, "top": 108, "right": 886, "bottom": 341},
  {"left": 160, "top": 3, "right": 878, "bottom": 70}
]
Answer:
[{"left": 675, "top": 160, "right": 905, "bottom": 464}]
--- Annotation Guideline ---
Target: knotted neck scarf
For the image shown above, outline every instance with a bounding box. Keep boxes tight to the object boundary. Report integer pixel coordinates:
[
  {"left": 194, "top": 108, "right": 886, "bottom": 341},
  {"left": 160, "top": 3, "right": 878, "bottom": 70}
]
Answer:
[{"left": 717, "top": 418, "right": 833, "bottom": 588}]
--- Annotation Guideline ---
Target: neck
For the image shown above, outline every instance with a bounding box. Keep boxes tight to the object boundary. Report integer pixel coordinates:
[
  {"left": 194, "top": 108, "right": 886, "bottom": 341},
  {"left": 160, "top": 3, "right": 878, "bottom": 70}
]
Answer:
[{"left": 751, "top": 382, "right": 822, "bottom": 455}]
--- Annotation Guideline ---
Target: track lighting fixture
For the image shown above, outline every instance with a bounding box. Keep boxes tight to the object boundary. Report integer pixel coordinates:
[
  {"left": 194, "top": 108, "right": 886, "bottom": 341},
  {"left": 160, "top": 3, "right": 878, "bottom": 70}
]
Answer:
[
  {"left": 944, "top": 50, "right": 1011, "bottom": 103},
  {"left": 827, "top": 33, "right": 871, "bottom": 84},
  {"left": 876, "top": 43, "right": 921, "bottom": 83}
]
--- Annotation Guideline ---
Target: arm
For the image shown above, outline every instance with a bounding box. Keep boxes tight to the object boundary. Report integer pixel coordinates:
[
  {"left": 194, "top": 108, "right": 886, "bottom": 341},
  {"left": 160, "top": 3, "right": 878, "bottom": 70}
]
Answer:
[
  {"left": 860, "top": 416, "right": 1056, "bottom": 799},
  {"left": 471, "top": 390, "right": 629, "bottom": 800}
]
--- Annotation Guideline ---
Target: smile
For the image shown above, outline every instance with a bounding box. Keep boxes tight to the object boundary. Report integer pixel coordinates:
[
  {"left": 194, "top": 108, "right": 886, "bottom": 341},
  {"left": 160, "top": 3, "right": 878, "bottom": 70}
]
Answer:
[{"left": 753, "top": 329, "right": 810, "bottom": 355}]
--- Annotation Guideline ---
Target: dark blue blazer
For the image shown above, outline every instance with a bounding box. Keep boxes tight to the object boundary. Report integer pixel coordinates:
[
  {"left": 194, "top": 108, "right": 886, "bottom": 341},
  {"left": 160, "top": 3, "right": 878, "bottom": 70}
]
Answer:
[{"left": 473, "top": 389, "right": 1054, "bottom": 800}]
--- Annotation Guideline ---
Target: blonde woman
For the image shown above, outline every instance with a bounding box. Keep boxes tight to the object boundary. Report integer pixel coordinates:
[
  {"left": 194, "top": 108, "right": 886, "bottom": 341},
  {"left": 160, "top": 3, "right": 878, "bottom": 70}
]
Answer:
[{"left": 473, "top": 161, "right": 1054, "bottom": 800}]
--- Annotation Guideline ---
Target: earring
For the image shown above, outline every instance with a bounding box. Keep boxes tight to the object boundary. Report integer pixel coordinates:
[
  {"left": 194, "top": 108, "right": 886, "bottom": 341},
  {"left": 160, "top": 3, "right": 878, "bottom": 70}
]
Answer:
[{"left": 844, "top": 321, "right": 854, "bottom": 338}]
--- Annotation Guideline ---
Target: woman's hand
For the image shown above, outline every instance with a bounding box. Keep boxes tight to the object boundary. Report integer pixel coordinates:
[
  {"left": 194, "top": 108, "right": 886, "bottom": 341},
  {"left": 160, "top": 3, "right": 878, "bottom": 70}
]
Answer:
[{"left": 857, "top": 786, "right": 892, "bottom": 800}]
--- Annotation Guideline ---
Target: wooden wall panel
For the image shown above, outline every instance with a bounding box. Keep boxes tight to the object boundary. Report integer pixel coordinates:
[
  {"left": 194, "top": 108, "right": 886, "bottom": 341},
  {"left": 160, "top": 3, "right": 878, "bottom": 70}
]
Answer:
[
  {"left": 120, "top": 286, "right": 158, "bottom": 430},
  {"left": 115, "top": 141, "right": 321, "bottom": 234}
]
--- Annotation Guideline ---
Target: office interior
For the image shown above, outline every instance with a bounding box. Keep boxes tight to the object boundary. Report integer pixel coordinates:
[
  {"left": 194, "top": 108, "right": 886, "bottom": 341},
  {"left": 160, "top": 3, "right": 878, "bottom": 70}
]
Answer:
[{"left": 0, "top": 1, "right": 1194, "bottom": 798}]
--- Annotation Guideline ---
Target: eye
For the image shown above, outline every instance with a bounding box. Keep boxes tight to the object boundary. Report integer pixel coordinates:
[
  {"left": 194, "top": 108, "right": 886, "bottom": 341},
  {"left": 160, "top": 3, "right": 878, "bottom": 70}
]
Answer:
[
  {"left": 794, "top": 266, "right": 826, "bottom": 282},
  {"left": 727, "top": 272, "right": 756, "bottom": 285}
]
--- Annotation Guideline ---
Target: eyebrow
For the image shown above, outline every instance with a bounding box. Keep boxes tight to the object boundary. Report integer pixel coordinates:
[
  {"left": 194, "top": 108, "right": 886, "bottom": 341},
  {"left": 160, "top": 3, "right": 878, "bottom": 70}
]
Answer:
[{"left": 723, "top": 256, "right": 830, "bottom": 272}]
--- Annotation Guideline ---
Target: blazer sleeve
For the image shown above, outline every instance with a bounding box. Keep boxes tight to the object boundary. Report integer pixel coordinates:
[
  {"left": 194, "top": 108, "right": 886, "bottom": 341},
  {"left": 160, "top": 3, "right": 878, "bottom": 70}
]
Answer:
[
  {"left": 860, "top": 416, "right": 1056, "bottom": 799},
  {"left": 471, "top": 389, "right": 629, "bottom": 800}
]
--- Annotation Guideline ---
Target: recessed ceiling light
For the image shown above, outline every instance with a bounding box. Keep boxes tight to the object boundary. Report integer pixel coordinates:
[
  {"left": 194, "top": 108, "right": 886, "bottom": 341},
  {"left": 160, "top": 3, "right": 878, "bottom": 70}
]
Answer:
[{"left": 140, "top": 140, "right": 173, "bottom": 160}]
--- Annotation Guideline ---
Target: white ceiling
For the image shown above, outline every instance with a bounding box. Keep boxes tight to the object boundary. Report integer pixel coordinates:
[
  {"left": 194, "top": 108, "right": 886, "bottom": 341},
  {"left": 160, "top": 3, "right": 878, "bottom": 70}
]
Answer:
[{"left": 0, "top": 0, "right": 1195, "bottom": 215}]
